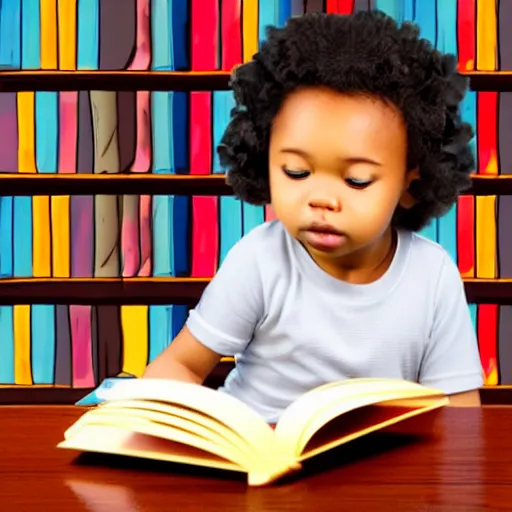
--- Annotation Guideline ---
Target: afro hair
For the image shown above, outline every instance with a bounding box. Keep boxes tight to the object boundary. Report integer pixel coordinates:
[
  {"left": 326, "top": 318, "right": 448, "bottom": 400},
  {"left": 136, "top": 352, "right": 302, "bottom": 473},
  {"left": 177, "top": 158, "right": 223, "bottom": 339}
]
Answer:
[{"left": 217, "top": 10, "right": 475, "bottom": 231}]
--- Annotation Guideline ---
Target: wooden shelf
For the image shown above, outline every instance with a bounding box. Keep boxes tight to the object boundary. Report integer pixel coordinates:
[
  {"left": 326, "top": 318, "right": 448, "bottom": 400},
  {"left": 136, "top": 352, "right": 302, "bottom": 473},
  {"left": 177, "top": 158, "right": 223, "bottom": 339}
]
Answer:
[
  {"left": 0, "top": 173, "right": 233, "bottom": 196},
  {"left": 0, "top": 70, "right": 231, "bottom": 92},
  {"left": 0, "top": 173, "right": 510, "bottom": 197},
  {"left": 464, "top": 71, "right": 512, "bottom": 92},
  {"left": 0, "top": 277, "right": 510, "bottom": 305}
]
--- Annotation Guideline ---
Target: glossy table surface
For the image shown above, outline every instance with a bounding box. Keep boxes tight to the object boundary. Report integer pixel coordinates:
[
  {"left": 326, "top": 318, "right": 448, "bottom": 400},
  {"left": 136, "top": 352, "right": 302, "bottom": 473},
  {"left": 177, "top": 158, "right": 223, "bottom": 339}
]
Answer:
[{"left": 1, "top": 405, "right": 512, "bottom": 511}]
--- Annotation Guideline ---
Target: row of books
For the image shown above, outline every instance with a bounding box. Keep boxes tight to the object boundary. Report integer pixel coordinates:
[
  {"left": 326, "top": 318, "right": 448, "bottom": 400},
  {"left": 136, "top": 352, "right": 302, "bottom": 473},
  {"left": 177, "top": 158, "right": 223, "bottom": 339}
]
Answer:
[
  {"left": 0, "top": 300, "right": 509, "bottom": 388},
  {"left": 0, "top": 1, "right": 505, "bottom": 71}
]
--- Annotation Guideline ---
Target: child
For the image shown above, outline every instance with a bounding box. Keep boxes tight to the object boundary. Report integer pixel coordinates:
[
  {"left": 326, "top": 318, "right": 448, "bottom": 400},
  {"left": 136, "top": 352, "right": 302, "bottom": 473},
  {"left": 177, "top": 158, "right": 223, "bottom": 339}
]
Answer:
[{"left": 144, "top": 10, "right": 484, "bottom": 423}]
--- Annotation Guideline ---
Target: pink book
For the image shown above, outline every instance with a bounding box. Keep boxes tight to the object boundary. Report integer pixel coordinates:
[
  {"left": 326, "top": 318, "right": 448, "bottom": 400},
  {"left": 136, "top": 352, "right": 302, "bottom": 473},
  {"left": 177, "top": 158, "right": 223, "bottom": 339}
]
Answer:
[{"left": 190, "top": 0, "right": 219, "bottom": 278}]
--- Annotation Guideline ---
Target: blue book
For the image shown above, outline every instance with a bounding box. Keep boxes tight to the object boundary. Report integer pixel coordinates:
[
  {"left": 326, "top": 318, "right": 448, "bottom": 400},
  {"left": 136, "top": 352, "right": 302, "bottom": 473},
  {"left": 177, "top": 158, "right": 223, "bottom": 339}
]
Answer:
[
  {"left": 0, "top": 197, "right": 14, "bottom": 383},
  {"left": 214, "top": 90, "right": 242, "bottom": 264},
  {"left": 413, "top": 0, "right": 438, "bottom": 243},
  {"left": 0, "top": 0, "right": 20, "bottom": 69},
  {"left": 434, "top": 0, "right": 458, "bottom": 263}
]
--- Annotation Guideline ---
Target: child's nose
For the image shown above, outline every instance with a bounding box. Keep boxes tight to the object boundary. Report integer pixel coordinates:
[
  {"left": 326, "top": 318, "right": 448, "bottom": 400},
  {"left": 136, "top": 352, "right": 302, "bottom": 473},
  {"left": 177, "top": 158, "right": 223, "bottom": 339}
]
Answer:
[{"left": 307, "top": 195, "right": 341, "bottom": 212}]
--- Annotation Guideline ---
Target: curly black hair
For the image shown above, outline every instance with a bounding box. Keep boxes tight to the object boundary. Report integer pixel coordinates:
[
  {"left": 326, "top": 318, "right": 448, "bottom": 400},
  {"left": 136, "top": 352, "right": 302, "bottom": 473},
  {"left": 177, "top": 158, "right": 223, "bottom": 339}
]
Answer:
[{"left": 217, "top": 10, "right": 474, "bottom": 231}]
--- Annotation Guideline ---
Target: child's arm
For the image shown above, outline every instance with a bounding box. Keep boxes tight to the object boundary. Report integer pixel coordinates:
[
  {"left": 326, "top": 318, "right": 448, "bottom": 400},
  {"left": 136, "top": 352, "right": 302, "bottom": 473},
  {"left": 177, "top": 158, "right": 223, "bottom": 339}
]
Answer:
[
  {"left": 142, "top": 326, "right": 222, "bottom": 384},
  {"left": 418, "top": 254, "right": 484, "bottom": 406},
  {"left": 141, "top": 226, "right": 267, "bottom": 384}
]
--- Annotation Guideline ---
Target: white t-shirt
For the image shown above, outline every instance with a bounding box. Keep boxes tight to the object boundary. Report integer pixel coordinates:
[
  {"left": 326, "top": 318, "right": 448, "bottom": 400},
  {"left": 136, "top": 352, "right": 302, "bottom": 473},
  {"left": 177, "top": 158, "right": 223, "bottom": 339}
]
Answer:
[{"left": 186, "top": 220, "right": 484, "bottom": 423}]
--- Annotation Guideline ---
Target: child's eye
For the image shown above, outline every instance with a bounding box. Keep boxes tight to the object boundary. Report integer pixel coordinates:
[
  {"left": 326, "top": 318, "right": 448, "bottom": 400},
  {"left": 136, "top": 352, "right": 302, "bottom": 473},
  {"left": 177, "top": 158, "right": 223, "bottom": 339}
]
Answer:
[
  {"left": 282, "top": 167, "right": 311, "bottom": 179},
  {"left": 346, "top": 177, "right": 372, "bottom": 189}
]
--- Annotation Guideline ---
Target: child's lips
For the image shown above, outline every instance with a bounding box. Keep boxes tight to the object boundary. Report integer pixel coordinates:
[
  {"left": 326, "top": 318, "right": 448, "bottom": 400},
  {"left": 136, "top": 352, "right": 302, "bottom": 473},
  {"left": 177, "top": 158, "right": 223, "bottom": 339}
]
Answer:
[{"left": 304, "top": 229, "right": 347, "bottom": 251}]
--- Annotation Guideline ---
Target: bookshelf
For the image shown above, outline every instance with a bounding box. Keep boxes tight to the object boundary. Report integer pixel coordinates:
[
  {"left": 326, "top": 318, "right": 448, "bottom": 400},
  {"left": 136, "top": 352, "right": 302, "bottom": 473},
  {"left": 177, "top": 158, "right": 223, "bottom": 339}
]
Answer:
[{"left": 0, "top": 64, "right": 510, "bottom": 404}]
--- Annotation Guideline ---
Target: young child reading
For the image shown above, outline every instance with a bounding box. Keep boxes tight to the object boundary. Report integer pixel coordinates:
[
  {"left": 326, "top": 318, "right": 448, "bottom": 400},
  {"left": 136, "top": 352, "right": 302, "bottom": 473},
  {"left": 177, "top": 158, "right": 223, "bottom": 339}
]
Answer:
[{"left": 144, "top": 10, "right": 484, "bottom": 423}]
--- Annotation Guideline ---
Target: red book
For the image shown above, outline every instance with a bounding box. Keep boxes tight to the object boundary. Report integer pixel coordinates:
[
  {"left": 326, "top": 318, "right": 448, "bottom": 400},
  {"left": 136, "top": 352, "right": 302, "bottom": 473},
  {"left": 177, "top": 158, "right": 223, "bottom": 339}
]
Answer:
[
  {"left": 221, "top": 0, "right": 242, "bottom": 71},
  {"left": 477, "top": 91, "right": 498, "bottom": 175},
  {"left": 477, "top": 304, "right": 499, "bottom": 385},
  {"left": 190, "top": 0, "right": 220, "bottom": 277},
  {"left": 326, "top": 0, "right": 354, "bottom": 14},
  {"left": 457, "top": 0, "right": 475, "bottom": 71},
  {"left": 456, "top": 195, "right": 475, "bottom": 278}
]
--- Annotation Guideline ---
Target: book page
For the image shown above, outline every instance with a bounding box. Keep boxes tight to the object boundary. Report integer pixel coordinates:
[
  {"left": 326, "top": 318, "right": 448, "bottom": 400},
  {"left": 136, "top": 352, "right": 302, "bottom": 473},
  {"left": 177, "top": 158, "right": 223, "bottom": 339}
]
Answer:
[
  {"left": 274, "top": 378, "right": 446, "bottom": 459},
  {"left": 59, "top": 423, "right": 242, "bottom": 473},
  {"left": 98, "top": 378, "right": 279, "bottom": 465}
]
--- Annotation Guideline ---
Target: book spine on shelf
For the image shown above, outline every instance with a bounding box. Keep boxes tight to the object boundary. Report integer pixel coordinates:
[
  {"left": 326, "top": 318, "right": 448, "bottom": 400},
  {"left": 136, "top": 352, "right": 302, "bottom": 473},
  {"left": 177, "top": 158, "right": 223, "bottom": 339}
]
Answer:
[
  {"left": 216, "top": 0, "right": 242, "bottom": 265},
  {"left": 0, "top": 194, "right": 14, "bottom": 384},
  {"left": 190, "top": 0, "right": 219, "bottom": 278},
  {"left": 30, "top": 0, "right": 56, "bottom": 384},
  {"left": 457, "top": 0, "right": 475, "bottom": 71},
  {"left": 149, "top": 0, "right": 175, "bottom": 364},
  {"left": 412, "top": 0, "right": 438, "bottom": 243},
  {"left": 327, "top": 0, "right": 354, "bottom": 14},
  {"left": 435, "top": 0, "right": 458, "bottom": 265}
]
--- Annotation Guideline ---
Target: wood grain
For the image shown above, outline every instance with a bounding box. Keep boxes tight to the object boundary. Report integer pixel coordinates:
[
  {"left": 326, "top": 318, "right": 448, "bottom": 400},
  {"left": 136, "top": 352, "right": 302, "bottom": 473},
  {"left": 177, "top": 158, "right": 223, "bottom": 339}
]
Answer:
[{"left": 0, "top": 406, "right": 511, "bottom": 510}]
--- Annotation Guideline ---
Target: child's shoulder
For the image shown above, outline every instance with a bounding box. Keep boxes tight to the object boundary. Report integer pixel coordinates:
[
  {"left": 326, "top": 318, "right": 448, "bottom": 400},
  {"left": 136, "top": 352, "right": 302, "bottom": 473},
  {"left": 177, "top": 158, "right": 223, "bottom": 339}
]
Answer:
[{"left": 404, "top": 230, "right": 462, "bottom": 289}]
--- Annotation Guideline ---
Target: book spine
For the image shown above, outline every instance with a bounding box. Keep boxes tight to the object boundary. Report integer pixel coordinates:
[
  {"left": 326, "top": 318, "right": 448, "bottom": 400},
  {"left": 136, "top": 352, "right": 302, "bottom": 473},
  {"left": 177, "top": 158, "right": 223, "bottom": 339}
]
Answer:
[
  {"left": 435, "top": 0, "right": 457, "bottom": 264},
  {"left": 457, "top": 0, "right": 475, "bottom": 71},
  {"left": 353, "top": 0, "right": 369, "bottom": 13},
  {"left": 242, "top": 0, "right": 258, "bottom": 68},
  {"left": 217, "top": 0, "right": 242, "bottom": 265},
  {"left": 15, "top": 1, "right": 34, "bottom": 385},
  {"left": 305, "top": 0, "right": 324, "bottom": 13},
  {"left": 0, "top": 1, "right": 21, "bottom": 69},
  {"left": 476, "top": 0, "right": 497, "bottom": 71},
  {"left": 127, "top": 0, "right": 152, "bottom": 279},
  {"left": 370, "top": 1, "right": 400, "bottom": 18},
  {"left": 149, "top": 0, "right": 174, "bottom": 363},
  {"left": 0, "top": 197, "right": 14, "bottom": 383},
  {"left": 190, "top": 0, "right": 219, "bottom": 278},
  {"left": 327, "top": 1, "right": 354, "bottom": 14},
  {"left": 168, "top": 0, "right": 191, "bottom": 333},
  {"left": 412, "top": 0, "right": 438, "bottom": 243},
  {"left": 98, "top": 0, "right": 137, "bottom": 70}
]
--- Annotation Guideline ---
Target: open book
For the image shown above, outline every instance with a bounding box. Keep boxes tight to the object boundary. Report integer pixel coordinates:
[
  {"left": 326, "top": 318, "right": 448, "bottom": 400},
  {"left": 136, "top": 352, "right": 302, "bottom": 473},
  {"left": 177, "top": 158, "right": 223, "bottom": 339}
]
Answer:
[{"left": 58, "top": 378, "right": 448, "bottom": 486}]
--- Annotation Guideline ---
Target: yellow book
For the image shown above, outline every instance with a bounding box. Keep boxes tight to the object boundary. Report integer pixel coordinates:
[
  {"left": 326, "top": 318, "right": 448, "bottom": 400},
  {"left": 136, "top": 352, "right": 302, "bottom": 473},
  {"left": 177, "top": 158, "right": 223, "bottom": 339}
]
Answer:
[
  {"left": 242, "top": 0, "right": 258, "bottom": 63},
  {"left": 475, "top": 195, "right": 497, "bottom": 278},
  {"left": 476, "top": 0, "right": 497, "bottom": 71},
  {"left": 58, "top": 378, "right": 448, "bottom": 486},
  {"left": 120, "top": 306, "right": 149, "bottom": 378}
]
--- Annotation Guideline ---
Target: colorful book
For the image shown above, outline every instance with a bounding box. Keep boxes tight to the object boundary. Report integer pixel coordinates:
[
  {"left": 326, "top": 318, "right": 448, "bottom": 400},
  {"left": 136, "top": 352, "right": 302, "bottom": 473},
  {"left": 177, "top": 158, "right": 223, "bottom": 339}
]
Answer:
[
  {"left": 0, "top": 1, "right": 21, "bottom": 69},
  {"left": 457, "top": 0, "right": 475, "bottom": 71},
  {"left": 327, "top": 0, "right": 354, "bottom": 14},
  {"left": 190, "top": 0, "right": 219, "bottom": 278},
  {"left": 31, "top": 0, "right": 56, "bottom": 384}
]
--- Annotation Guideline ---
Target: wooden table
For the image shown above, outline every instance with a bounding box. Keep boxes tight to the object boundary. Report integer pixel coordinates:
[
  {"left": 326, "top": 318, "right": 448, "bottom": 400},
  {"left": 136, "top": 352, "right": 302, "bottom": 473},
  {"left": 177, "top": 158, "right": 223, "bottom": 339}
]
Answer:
[{"left": 1, "top": 406, "right": 512, "bottom": 511}]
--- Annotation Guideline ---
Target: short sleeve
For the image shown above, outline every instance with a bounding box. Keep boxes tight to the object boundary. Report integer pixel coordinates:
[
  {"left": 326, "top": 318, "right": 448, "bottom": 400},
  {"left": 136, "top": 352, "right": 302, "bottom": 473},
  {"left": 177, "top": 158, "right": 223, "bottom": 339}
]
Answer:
[
  {"left": 185, "top": 233, "right": 264, "bottom": 356},
  {"left": 418, "top": 254, "right": 484, "bottom": 394}
]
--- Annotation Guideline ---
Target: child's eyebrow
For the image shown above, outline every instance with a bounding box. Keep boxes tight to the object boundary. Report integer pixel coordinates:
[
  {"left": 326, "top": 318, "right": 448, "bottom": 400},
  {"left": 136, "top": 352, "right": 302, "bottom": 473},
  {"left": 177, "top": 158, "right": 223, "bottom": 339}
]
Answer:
[{"left": 280, "top": 148, "right": 382, "bottom": 167}]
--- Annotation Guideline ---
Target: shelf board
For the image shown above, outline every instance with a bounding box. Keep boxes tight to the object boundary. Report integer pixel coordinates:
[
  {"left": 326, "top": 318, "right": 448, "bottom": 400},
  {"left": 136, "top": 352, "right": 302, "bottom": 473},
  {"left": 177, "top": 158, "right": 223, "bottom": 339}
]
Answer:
[
  {"left": 0, "top": 173, "right": 233, "bottom": 196},
  {"left": 0, "top": 70, "right": 231, "bottom": 92},
  {"left": 464, "top": 71, "right": 512, "bottom": 92},
  {"left": 0, "top": 277, "right": 510, "bottom": 305},
  {"left": 0, "top": 172, "right": 510, "bottom": 196}
]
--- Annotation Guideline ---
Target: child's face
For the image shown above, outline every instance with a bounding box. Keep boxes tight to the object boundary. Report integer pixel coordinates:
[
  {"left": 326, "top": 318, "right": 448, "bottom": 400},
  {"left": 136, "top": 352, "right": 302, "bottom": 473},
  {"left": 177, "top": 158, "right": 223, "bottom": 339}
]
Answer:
[{"left": 268, "top": 86, "right": 417, "bottom": 269}]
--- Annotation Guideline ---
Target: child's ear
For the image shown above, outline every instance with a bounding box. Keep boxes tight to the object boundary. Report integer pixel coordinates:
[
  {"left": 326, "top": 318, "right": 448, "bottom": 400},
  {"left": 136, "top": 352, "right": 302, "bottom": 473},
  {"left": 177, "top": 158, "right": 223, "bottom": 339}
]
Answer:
[{"left": 399, "top": 167, "right": 420, "bottom": 209}]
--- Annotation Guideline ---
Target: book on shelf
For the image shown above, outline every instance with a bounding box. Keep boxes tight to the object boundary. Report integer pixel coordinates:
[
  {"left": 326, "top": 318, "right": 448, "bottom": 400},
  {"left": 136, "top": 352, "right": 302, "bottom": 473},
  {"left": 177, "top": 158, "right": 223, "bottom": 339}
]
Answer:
[{"left": 58, "top": 377, "right": 448, "bottom": 486}]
